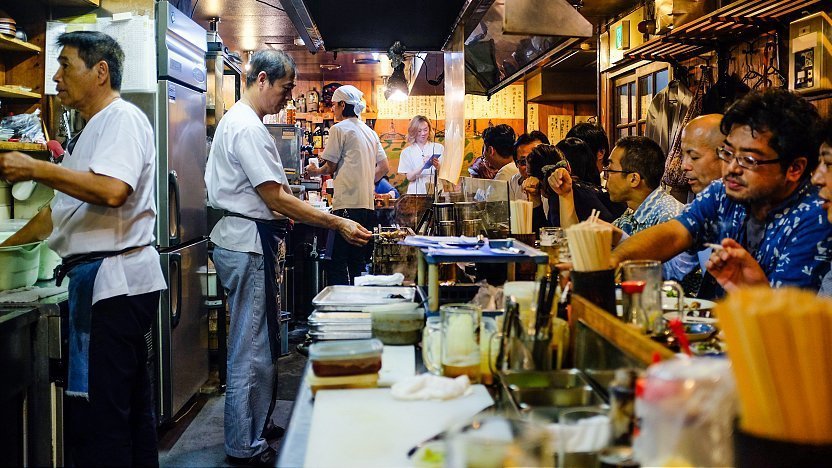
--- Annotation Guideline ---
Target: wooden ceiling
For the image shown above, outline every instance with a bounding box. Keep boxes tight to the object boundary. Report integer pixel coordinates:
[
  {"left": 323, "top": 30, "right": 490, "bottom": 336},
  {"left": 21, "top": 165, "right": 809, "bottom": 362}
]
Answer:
[{"left": 192, "top": 0, "right": 638, "bottom": 82}]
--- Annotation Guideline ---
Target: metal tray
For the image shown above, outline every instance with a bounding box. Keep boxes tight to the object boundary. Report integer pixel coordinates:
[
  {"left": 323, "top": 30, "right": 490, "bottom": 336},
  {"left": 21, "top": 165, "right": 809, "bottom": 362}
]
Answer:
[
  {"left": 311, "top": 286, "right": 416, "bottom": 311},
  {"left": 308, "top": 311, "right": 372, "bottom": 324},
  {"left": 309, "top": 330, "right": 373, "bottom": 341}
]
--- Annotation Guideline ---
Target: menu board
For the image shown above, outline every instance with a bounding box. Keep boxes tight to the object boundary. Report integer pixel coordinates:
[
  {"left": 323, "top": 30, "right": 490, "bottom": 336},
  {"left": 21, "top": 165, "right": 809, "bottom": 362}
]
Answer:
[
  {"left": 376, "top": 85, "right": 524, "bottom": 120},
  {"left": 526, "top": 104, "right": 539, "bottom": 132},
  {"left": 547, "top": 115, "right": 573, "bottom": 144}
]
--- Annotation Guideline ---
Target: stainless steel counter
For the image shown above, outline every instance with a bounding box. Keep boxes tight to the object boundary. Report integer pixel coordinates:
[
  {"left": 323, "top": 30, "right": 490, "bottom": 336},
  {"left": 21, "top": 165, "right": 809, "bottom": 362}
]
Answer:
[{"left": 277, "top": 365, "right": 314, "bottom": 468}]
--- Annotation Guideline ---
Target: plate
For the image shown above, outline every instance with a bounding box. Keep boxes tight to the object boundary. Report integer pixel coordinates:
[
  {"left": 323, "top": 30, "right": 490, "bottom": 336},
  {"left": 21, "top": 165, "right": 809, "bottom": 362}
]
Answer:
[
  {"left": 662, "top": 296, "right": 716, "bottom": 312},
  {"left": 663, "top": 311, "right": 718, "bottom": 324}
]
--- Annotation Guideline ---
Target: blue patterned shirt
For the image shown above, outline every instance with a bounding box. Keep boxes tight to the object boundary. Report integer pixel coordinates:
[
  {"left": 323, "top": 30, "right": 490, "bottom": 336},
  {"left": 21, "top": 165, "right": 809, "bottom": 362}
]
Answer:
[
  {"left": 614, "top": 187, "right": 697, "bottom": 281},
  {"left": 676, "top": 179, "right": 832, "bottom": 290}
]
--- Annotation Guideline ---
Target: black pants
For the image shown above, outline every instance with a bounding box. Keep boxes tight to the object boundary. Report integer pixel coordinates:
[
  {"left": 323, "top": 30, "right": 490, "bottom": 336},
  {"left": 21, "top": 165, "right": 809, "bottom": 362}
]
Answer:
[
  {"left": 327, "top": 208, "right": 375, "bottom": 286},
  {"left": 67, "top": 291, "right": 160, "bottom": 467}
]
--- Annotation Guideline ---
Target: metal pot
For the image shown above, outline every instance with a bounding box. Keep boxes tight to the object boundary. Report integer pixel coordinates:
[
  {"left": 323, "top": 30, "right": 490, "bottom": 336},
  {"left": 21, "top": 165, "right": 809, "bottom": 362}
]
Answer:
[{"left": 433, "top": 203, "right": 455, "bottom": 222}]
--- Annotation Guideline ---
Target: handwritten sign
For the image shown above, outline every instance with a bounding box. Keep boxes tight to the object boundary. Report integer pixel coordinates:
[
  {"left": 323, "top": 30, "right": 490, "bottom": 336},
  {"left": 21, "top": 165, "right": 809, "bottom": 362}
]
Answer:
[
  {"left": 377, "top": 85, "right": 524, "bottom": 120},
  {"left": 547, "top": 115, "right": 573, "bottom": 144},
  {"left": 527, "top": 104, "right": 539, "bottom": 132}
]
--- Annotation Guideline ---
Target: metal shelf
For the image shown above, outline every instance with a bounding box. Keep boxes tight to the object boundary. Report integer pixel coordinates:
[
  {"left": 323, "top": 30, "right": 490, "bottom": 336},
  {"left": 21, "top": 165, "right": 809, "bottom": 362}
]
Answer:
[{"left": 619, "top": 0, "right": 829, "bottom": 65}]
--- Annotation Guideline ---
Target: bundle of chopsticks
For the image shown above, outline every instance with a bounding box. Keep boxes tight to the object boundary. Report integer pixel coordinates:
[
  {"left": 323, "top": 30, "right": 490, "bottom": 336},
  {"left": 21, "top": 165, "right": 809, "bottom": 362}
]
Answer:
[
  {"left": 716, "top": 287, "right": 832, "bottom": 444},
  {"left": 510, "top": 200, "right": 533, "bottom": 234},
  {"left": 565, "top": 209, "right": 612, "bottom": 271}
]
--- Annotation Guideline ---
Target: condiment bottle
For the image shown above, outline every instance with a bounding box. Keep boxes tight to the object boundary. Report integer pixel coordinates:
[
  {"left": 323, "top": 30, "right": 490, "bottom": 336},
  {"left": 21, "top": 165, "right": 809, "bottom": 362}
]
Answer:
[{"left": 620, "top": 281, "right": 648, "bottom": 332}]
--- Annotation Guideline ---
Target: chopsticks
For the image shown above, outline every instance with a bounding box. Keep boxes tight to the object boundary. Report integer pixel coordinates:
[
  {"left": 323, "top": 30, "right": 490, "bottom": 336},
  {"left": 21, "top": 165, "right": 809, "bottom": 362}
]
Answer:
[
  {"left": 565, "top": 214, "right": 612, "bottom": 271},
  {"left": 510, "top": 200, "right": 533, "bottom": 234}
]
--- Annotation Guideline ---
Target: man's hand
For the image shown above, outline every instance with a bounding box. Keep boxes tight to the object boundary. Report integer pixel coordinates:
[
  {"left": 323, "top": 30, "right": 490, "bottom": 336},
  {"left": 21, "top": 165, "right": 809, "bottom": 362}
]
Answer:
[
  {"left": 305, "top": 163, "right": 320, "bottom": 177},
  {"left": 0, "top": 151, "right": 40, "bottom": 183},
  {"left": 337, "top": 218, "right": 372, "bottom": 246},
  {"left": 706, "top": 238, "right": 769, "bottom": 291},
  {"left": 548, "top": 168, "right": 572, "bottom": 197},
  {"left": 522, "top": 176, "right": 542, "bottom": 203}
]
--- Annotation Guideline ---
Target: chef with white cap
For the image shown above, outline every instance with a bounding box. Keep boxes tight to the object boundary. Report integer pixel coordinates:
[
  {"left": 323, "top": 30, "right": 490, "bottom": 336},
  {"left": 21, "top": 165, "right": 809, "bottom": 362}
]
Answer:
[{"left": 306, "top": 85, "right": 389, "bottom": 285}]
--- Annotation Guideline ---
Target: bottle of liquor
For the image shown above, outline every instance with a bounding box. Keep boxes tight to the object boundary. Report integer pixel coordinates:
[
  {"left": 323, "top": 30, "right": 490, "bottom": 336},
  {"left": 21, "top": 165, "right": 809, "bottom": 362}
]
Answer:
[
  {"left": 322, "top": 125, "right": 330, "bottom": 148},
  {"left": 285, "top": 99, "right": 296, "bottom": 125},
  {"left": 297, "top": 93, "right": 307, "bottom": 113},
  {"left": 307, "top": 87, "right": 320, "bottom": 113}
]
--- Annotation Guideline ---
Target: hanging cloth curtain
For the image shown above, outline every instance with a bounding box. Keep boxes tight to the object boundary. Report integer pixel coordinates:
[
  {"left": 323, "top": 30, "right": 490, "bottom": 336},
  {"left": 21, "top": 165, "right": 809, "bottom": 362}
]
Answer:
[{"left": 662, "top": 68, "right": 713, "bottom": 190}]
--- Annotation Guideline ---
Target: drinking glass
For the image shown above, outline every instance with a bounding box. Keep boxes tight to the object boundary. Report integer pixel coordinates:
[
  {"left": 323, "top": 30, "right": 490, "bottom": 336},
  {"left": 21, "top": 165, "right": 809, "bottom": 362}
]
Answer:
[
  {"left": 557, "top": 408, "right": 611, "bottom": 468},
  {"left": 422, "top": 304, "right": 482, "bottom": 383},
  {"left": 446, "top": 414, "right": 554, "bottom": 468},
  {"left": 619, "top": 260, "right": 683, "bottom": 334}
]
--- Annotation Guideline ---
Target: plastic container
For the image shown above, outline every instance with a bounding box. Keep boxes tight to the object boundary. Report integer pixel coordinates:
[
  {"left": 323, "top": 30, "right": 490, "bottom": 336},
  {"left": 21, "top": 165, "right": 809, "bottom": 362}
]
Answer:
[
  {"left": 306, "top": 372, "right": 379, "bottom": 396},
  {"left": 367, "top": 302, "right": 425, "bottom": 345},
  {"left": 196, "top": 265, "right": 218, "bottom": 297},
  {"left": 0, "top": 231, "right": 42, "bottom": 291},
  {"left": 309, "top": 338, "right": 383, "bottom": 377},
  {"left": 38, "top": 244, "right": 61, "bottom": 280}
]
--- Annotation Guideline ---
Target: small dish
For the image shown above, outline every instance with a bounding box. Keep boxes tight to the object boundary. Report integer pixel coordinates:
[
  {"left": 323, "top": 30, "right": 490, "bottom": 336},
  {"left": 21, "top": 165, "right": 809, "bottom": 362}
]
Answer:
[{"left": 662, "top": 296, "right": 716, "bottom": 312}]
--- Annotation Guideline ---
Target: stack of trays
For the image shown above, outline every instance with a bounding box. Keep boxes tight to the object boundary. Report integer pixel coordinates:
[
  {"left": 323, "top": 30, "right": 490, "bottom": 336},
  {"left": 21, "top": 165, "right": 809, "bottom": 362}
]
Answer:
[
  {"left": 306, "top": 339, "right": 383, "bottom": 395},
  {"left": 308, "top": 285, "right": 418, "bottom": 341},
  {"left": 308, "top": 311, "right": 371, "bottom": 341},
  {"left": 0, "top": 15, "right": 16, "bottom": 38}
]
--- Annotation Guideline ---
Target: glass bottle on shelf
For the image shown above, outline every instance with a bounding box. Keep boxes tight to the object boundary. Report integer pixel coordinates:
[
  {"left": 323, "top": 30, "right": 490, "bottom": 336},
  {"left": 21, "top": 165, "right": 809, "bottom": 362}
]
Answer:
[
  {"left": 322, "top": 125, "right": 330, "bottom": 148},
  {"left": 285, "top": 99, "right": 296, "bottom": 125},
  {"left": 297, "top": 93, "right": 307, "bottom": 113},
  {"left": 307, "top": 87, "right": 320, "bottom": 112}
]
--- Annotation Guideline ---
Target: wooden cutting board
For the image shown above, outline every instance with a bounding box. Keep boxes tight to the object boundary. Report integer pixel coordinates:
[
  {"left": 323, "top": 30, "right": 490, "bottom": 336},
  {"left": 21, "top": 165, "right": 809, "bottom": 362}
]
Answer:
[{"left": 304, "top": 385, "right": 494, "bottom": 467}]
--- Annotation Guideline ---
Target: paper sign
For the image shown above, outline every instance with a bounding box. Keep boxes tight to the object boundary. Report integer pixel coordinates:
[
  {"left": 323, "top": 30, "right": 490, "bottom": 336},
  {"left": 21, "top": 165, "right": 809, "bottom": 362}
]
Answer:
[
  {"left": 527, "top": 103, "right": 539, "bottom": 132},
  {"left": 547, "top": 115, "right": 573, "bottom": 144}
]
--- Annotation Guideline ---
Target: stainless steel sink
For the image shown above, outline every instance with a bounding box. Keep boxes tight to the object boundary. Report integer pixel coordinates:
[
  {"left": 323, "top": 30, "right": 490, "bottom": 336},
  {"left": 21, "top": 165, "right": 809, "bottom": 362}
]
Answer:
[{"left": 498, "top": 369, "right": 607, "bottom": 421}]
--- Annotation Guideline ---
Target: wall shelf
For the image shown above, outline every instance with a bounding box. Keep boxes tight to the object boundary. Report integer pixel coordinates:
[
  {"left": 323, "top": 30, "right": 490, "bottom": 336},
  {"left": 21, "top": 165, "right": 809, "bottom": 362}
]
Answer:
[
  {"left": 618, "top": 0, "right": 827, "bottom": 65},
  {"left": 0, "top": 35, "right": 42, "bottom": 54},
  {"left": 0, "top": 85, "right": 41, "bottom": 99},
  {"left": 0, "top": 141, "right": 47, "bottom": 152}
]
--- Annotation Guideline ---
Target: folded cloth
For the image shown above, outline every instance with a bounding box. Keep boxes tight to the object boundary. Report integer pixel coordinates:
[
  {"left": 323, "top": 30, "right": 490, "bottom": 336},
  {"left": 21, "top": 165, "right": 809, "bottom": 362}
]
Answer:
[
  {"left": 391, "top": 373, "right": 472, "bottom": 400},
  {"left": 546, "top": 415, "right": 611, "bottom": 453},
  {"left": 0, "top": 285, "right": 68, "bottom": 303},
  {"left": 354, "top": 272, "right": 405, "bottom": 286}
]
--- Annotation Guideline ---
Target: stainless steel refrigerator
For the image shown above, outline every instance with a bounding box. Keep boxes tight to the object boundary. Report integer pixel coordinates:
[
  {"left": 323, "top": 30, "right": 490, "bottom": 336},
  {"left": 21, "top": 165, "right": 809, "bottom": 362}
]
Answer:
[{"left": 154, "top": 0, "right": 209, "bottom": 424}]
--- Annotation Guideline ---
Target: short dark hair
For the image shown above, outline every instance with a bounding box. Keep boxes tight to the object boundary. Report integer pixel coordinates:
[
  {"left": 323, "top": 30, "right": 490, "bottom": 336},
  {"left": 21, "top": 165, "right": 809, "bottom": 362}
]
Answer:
[
  {"left": 482, "top": 124, "right": 516, "bottom": 158},
  {"left": 57, "top": 31, "right": 124, "bottom": 90},
  {"left": 556, "top": 137, "right": 601, "bottom": 186},
  {"left": 527, "top": 144, "right": 565, "bottom": 181},
  {"left": 514, "top": 131, "right": 550, "bottom": 160},
  {"left": 614, "top": 136, "right": 666, "bottom": 190},
  {"left": 566, "top": 123, "right": 610, "bottom": 164},
  {"left": 343, "top": 103, "right": 359, "bottom": 118},
  {"left": 245, "top": 49, "right": 296, "bottom": 88},
  {"left": 721, "top": 89, "right": 821, "bottom": 178}
]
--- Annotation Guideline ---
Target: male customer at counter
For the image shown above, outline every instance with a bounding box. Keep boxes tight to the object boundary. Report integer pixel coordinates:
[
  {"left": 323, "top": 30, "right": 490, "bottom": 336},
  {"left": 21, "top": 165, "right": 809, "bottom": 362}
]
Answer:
[
  {"left": 681, "top": 114, "right": 726, "bottom": 197},
  {"left": 206, "top": 51, "right": 371, "bottom": 466},
  {"left": 305, "top": 85, "right": 388, "bottom": 285},
  {"left": 482, "top": 124, "right": 518, "bottom": 182},
  {"left": 566, "top": 122, "right": 611, "bottom": 173},
  {"left": 0, "top": 32, "right": 163, "bottom": 465},
  {"left": 707, "top": 117, "right": 832, "bottom": 296},
  {"left": 509, "top": 131, "right": 549, "bottom": 201},
  {"left": 610, "top": 89, "right": 832, "bottom": 293}
]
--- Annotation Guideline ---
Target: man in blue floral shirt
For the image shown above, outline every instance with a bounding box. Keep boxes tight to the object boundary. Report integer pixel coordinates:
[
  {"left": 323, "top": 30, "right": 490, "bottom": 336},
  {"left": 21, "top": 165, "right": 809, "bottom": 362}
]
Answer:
[{"left": 611, "top": 89, "right": 832, "bottom": 294}]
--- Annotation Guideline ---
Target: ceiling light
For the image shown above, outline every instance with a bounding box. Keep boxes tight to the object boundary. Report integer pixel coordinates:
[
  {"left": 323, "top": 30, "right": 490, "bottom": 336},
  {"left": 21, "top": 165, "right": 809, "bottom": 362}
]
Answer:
[{"left": 384, "top": 63, "right": 409, "bottom": 101}]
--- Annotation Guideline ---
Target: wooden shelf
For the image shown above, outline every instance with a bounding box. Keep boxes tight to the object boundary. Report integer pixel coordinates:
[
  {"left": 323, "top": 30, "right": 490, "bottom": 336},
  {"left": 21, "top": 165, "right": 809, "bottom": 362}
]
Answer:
[
  {"left": 0, "top": 141, "right": 48, "bottom": 152},
  {"left": 619, "top": 0, "right": 825, "bottom": 65},
  {"left": 39, "top": 0, "right": 99, "bottom": 7},
  {"left": 0, "top": 85, "right": 41, "bottom": 99},
  {"left": 0, "top": 35, "right": 42, "bottom": 54}
]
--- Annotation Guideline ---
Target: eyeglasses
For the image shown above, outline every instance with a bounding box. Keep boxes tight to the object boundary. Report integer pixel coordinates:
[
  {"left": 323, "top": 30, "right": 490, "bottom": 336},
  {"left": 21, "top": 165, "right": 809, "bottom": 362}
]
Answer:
[
  {"left": 516, "top": 158, "right": 527, "bottom": 167},
  {"left": 601, "top": 167, "right": 629, "bottom": 179},
  {"left": 717, "top": 146, "right": 781, "bottom": 170}
]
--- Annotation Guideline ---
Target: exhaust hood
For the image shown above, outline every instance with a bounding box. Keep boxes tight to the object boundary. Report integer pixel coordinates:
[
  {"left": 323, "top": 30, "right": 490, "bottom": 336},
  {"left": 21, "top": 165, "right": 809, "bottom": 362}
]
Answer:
[{"left": 462, "top": 0, "right": 593, "bottom": 96}]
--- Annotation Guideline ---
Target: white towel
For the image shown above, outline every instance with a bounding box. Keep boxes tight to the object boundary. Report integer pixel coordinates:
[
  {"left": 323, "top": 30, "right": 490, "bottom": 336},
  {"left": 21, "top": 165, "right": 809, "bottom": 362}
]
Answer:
[
  {"left": 353, "top": 272, "right": 405, "bottom": 286},
  {"left": 391, "top": 373, "right": 472, "bottom": 401}
]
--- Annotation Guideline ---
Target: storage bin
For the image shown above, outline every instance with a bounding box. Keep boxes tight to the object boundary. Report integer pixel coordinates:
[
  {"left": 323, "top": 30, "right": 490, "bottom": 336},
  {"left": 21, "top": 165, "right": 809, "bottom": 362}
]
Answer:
[
  {"left": 309, "top": 338, "right": 383, "bottom": 377},
  {"left": 38, "top": 244, "right": 61, "bottom": 280},
  {"left": 0, "top": 232, "right": 42, "bottom": 291}
]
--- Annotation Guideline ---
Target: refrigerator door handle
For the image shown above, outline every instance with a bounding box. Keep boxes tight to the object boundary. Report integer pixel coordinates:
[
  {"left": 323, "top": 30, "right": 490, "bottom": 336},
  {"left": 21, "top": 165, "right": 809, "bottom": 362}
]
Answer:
[
  {"left": 168, "top": 170, "right": 182, "bottom": 245},
  {"left": 170, "top": 252, "right": 182, "bottom": 329}
]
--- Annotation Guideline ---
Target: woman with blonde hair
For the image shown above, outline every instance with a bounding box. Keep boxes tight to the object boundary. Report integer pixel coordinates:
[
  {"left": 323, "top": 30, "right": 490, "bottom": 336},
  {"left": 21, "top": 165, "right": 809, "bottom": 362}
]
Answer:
[{"left": 397, "top": 115, "right": 444, "bottom": 194}]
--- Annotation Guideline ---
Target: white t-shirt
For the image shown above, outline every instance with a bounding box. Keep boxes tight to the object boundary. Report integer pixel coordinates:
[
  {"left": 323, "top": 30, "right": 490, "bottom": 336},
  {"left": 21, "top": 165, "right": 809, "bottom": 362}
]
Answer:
[
  {"left": 494, "top": 162, "right": 519, "bottom": 182},
  {"left": 205, "top": 101, "right": 292, "bottom": 254},
  {"left": 398, "top": 142, "right": 444, "bottom": 194},
  {"left": 48, "top": 98, "right": 166, "bottom": 305},
  {"left": 321, "top": 118, "right": 387, "bottom": 210},
  {"left": 507, "top": 172, "right": 524, "bottom": 201}
]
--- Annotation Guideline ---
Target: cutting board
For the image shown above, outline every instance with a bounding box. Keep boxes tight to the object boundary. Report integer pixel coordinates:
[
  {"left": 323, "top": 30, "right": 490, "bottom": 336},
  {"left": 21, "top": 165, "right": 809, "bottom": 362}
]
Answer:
[{"left": 304, "top": 385, "right": 494, "bottom": 467}]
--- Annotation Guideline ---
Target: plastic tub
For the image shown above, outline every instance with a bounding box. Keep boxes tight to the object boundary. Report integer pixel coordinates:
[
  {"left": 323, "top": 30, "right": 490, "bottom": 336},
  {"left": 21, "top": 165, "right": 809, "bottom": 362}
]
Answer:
[
  {"left": 309, "top": 338, "right": 383, "bottom": 377},
  {"left": 0, "top": 231, "right": 42, "bottom": 291},
  {"left": 367, "top": 302, "right": 424, "bottom": 345}
]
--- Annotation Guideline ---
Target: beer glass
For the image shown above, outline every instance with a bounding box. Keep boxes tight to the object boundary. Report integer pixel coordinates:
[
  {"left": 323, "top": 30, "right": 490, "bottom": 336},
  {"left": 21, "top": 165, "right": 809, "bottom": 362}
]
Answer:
[{"left": 422, "top": 303, "right": 482, "bottom": 383}]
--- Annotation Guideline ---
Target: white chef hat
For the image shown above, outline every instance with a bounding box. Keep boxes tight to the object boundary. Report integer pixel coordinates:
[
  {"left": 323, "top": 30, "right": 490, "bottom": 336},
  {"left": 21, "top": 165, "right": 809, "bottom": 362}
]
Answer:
[{"left": 332, "top": 85, "right": 366, "bottom": 115}]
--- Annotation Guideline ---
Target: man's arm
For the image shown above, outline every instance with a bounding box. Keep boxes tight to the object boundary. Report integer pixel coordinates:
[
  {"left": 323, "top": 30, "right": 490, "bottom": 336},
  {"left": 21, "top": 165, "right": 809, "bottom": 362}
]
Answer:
[
  {"left": 0, "top": 205, "right": 53, "bottom": 247},
  {"left": 375, "top": 158, "right": 390, "bottom": 184},
  {"left": 611, "top": 219, "right": 694, "bottom": 267},
  {"left": 256, "top": 181, "right": 371, "bottom": 246},
  {"left": 0, "top": 151, "right": 130, "bottom": 207},
  {"left": 705, "top": 238, "right": 768, "bottom": 291},
  {"left": 306, "top": 160, "right": 337, "bottom": 177}
]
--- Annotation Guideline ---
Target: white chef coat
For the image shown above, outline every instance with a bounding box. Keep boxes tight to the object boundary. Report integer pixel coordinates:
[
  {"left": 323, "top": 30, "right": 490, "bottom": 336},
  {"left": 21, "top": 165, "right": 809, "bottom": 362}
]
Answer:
[
  {"left": 48, "top": 98, "right": 166, "bottom": 305},
  {"left": 398, "top": 142, "right": 444, "bottom": 194},
  {"left": 507, "top": 172, "right": 525, "bottom": 201},
  {"left": 205, "top": 101, "right": 292, "bottom": 254},
  {"left": 321, "top": 118, "right": 387, "bottom": 210}
]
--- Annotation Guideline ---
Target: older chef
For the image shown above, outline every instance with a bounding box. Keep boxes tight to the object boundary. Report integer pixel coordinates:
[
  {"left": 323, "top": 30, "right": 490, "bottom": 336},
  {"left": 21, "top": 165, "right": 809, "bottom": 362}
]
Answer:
[
  {"left": 0, "top": 32, "right": 164, "bottom": 465},
  {"left": 205, "top": 50, "right": 371, "bottom": 466},
  {"left": 306, "top": 85, "right": 389, "bottom": 285}
]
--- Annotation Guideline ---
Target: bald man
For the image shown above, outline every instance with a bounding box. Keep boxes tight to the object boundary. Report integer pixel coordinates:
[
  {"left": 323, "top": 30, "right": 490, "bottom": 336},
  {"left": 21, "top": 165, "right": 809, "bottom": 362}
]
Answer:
[{"left": 681, "top": 114, "right": 725, "bottom": 195}]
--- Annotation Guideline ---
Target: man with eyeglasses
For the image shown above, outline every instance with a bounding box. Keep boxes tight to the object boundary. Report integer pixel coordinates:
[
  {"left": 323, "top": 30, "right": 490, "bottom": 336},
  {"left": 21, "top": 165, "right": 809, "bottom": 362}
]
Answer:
[
  {"left": 508, "top": 131, "right": 549, "bottom": 201},
  {"left": 611, "top": 89, "right": 832, "bottom": 294}
]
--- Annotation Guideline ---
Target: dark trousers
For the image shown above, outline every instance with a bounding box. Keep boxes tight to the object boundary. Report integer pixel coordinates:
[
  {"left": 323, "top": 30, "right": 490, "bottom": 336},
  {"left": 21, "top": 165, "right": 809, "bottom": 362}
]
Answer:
[
  {"left": 326, "top": 208, "right": 375, "bottom": 286},
  {"left": 67, "top": 291, "right": 160, "bottom": 467}
]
